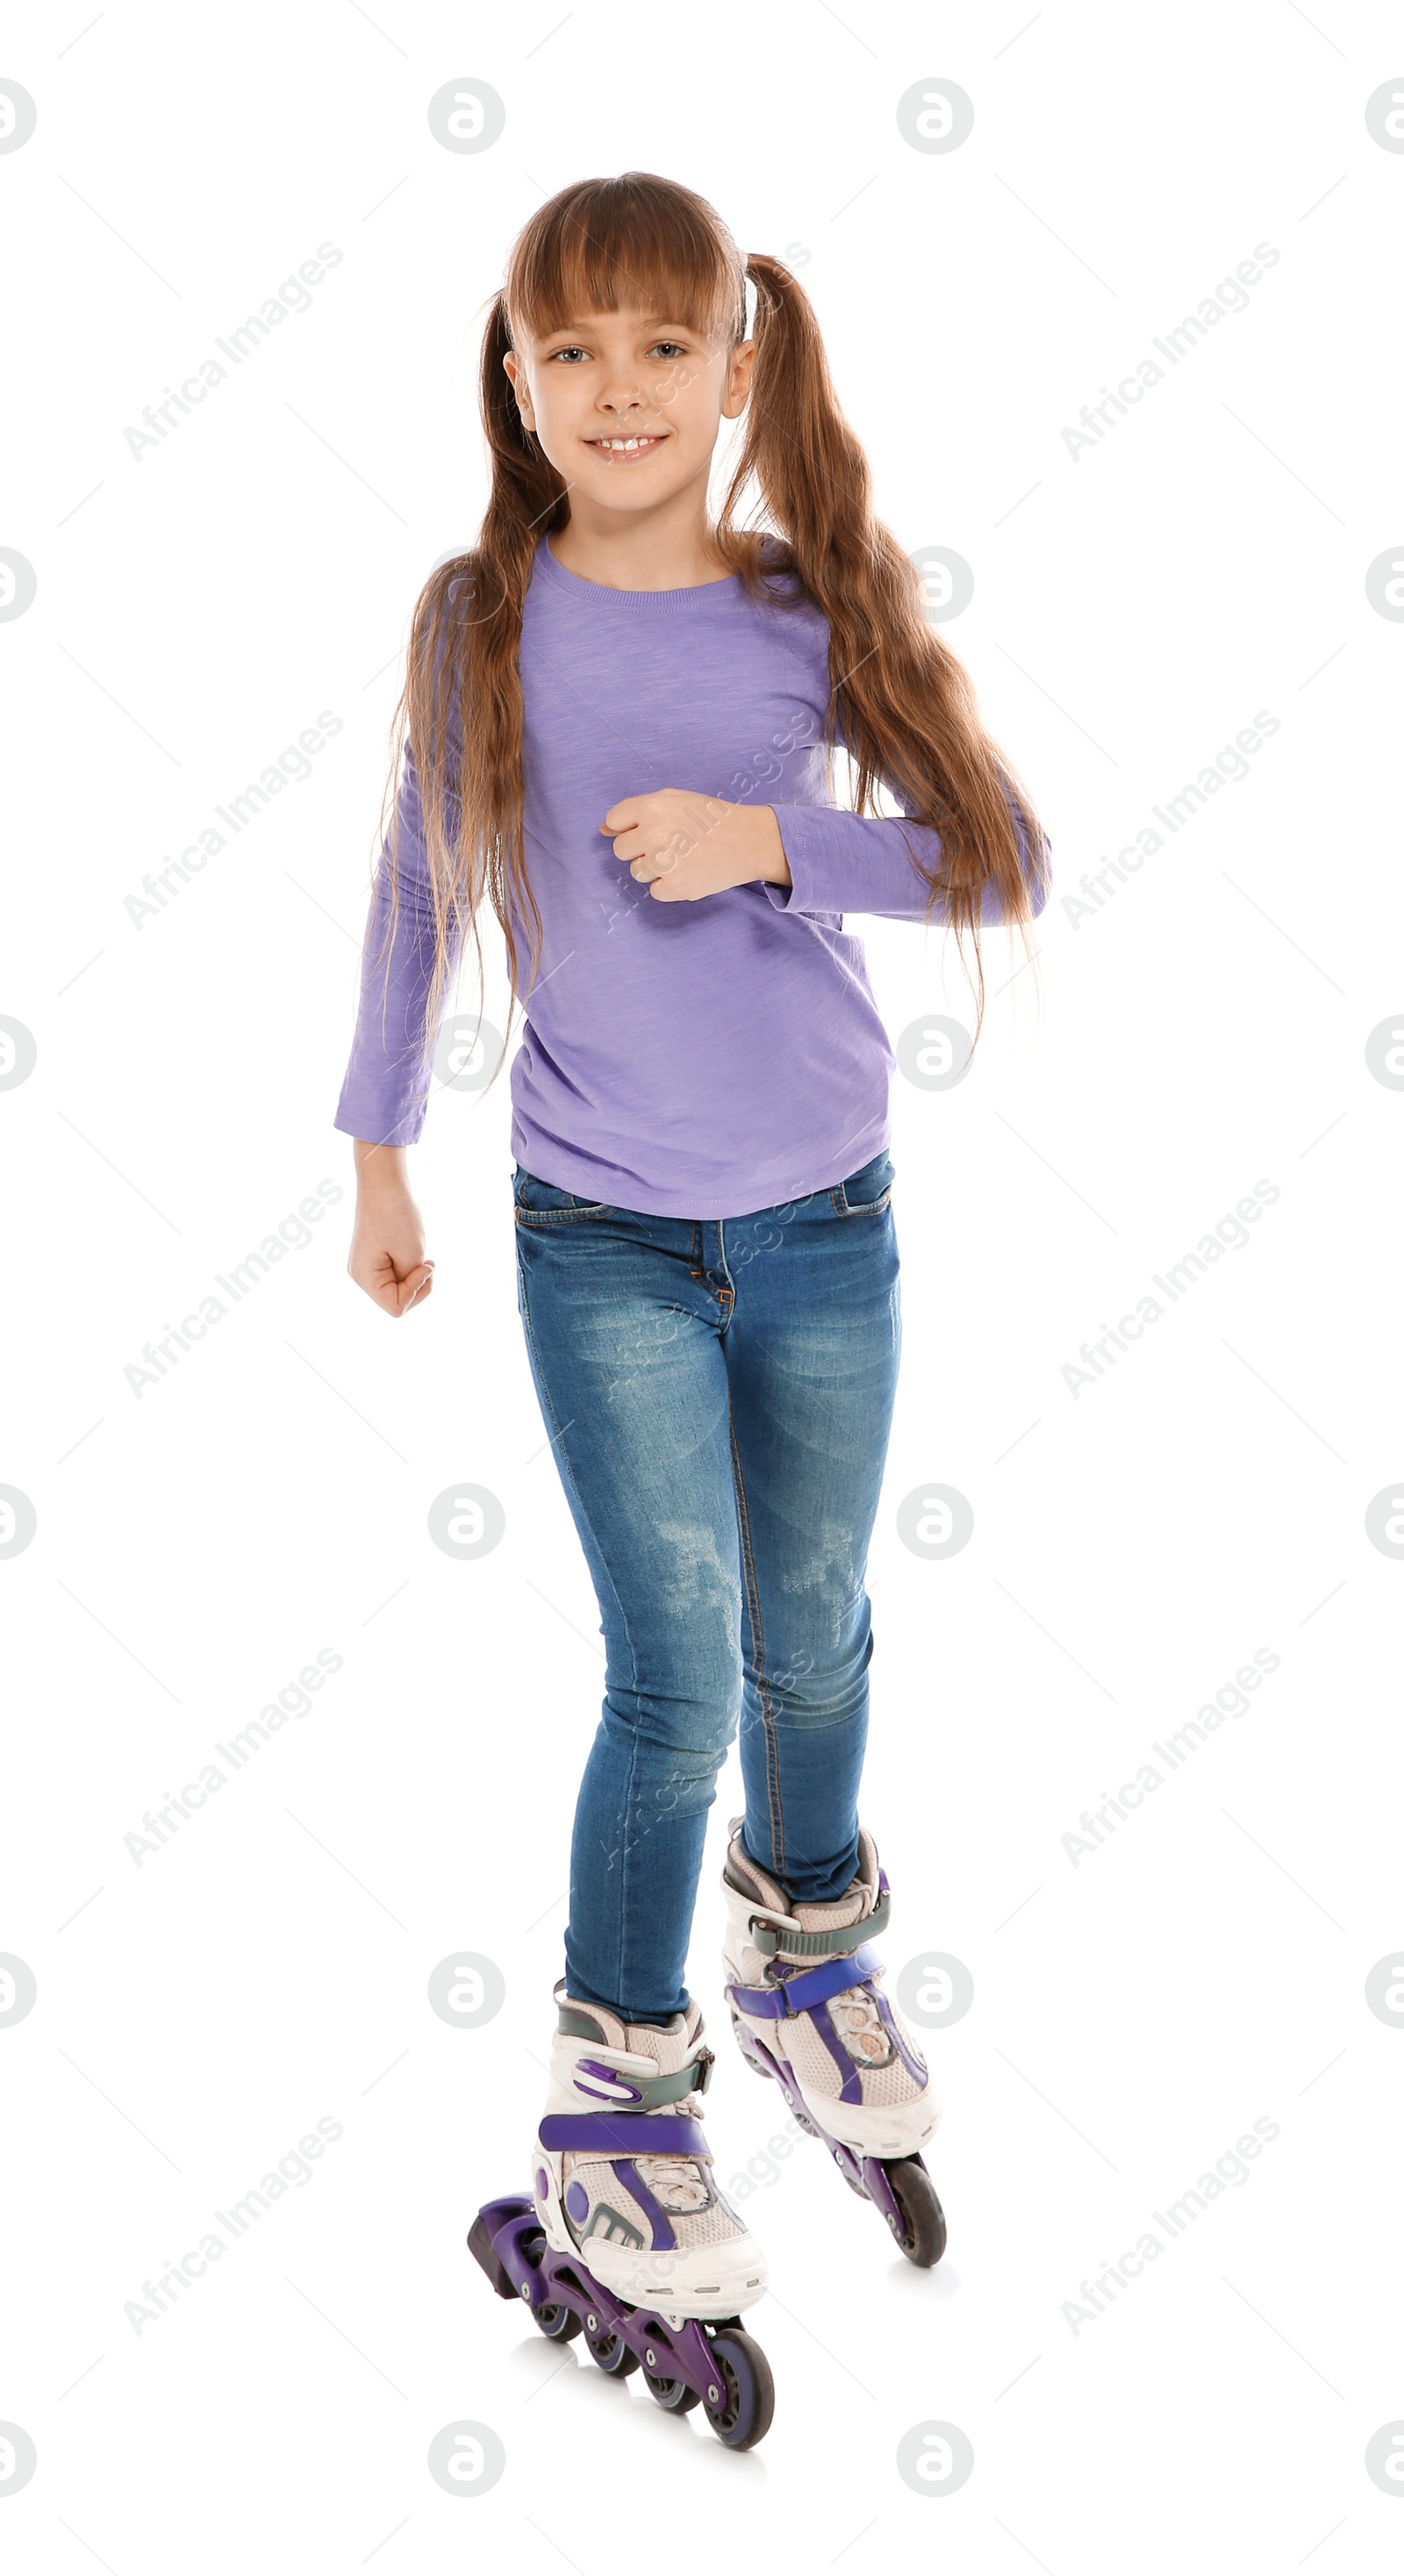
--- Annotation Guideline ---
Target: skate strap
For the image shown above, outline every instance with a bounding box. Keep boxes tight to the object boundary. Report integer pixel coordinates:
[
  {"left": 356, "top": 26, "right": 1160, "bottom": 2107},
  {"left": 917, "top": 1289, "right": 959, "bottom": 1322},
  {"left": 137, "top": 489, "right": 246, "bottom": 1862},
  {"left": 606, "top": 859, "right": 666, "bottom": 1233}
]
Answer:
[
  {"left": 539, "top": 2113, "right": 713, "bottom": 2159},
  {"left": 727, "top": 1941, "right": 885, "bottom": 2021},
  {"left": 570, "top": 2047, "right": 713, "bottom": 2110},
  {"left": 747, "top": 1886, "right": 890, "bottom": 1958}
]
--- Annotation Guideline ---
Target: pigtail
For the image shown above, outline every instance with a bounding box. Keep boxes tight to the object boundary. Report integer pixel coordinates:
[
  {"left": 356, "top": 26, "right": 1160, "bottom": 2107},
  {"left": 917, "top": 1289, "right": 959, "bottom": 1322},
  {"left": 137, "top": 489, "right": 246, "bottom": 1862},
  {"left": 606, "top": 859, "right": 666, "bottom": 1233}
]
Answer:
[
  {"left": 720, "top": 253, "right": 1048, "bottom": 1040},
  {"left": 371, "top": 290, "right": 563, "bottom": 1090}
]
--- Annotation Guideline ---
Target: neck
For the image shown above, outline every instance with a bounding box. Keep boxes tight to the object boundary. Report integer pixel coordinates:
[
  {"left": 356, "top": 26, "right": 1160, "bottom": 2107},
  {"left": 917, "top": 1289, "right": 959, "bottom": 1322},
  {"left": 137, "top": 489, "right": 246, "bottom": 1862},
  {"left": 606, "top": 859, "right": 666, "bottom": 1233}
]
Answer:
[{"left": 548, "top": 490, "right": 731, "bottom": 592}]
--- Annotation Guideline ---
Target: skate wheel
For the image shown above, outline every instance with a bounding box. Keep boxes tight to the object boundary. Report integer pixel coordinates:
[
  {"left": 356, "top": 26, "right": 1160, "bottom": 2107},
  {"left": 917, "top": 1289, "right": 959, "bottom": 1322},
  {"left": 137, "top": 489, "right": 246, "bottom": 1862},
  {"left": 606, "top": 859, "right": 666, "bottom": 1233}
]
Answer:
[
  {"left": 701, "top": 2329, "right": 775, "bottom": 2450},
  {"left": 833, "top": 2148, "right": 868, "bottom": 2199},
  {"left": 584, "top": 2325, "right": 639, "bottom": 2377},
  {"left": 506, "top": 2219, "right": 587, "bottom": 2336},
  {"left": 730, "top": 2010, "right": 771, "bottom": 2077},
  {"left": 784, "top": 2090, "right": 819, "bottom": 2140},
  {"left": 642, "top": 2366, "right": 701, "bottom": 2412},
  {"left": 884, "top": 2156, "right": 947, "bottom": 2267}
]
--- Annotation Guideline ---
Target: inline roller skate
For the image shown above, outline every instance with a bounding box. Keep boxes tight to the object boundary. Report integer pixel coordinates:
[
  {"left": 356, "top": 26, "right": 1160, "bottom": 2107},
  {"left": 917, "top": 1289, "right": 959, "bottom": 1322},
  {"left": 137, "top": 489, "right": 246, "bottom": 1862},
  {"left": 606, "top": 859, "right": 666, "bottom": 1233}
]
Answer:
[
  {"left": 720, "top": 1818, "right": 946, "bottom": 2265},
  {"left": 469, "top": 1981, "right": 775, "bottom": 2448}
]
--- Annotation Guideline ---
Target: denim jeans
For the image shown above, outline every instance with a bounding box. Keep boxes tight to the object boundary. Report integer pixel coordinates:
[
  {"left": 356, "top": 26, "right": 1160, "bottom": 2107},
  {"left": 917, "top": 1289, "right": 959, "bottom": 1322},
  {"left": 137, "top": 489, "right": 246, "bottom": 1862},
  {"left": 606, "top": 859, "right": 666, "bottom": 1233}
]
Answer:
[{"left": 512, "top": 1149, "right": 901, "bottom": 2024}]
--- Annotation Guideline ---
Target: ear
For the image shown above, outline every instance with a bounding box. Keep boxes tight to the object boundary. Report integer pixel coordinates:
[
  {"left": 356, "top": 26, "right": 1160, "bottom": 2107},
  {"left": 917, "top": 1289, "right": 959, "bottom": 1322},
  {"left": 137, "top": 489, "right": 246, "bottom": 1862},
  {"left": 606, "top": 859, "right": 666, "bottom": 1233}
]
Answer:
[
  {"left": 720, "top": 337, "right": 756, "bottom": 422},
  {"left": 503, "top": 347, "right": 534, "bottom": 427}
]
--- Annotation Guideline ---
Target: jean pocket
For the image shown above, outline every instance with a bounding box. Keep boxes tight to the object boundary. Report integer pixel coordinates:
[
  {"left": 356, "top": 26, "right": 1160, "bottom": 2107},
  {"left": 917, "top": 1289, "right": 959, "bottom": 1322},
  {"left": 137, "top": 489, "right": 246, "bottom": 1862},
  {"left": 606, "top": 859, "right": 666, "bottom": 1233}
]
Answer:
[
  {"left": 512, "top": 1163, "right": 613, "bottom": 1223},
  {"left": 835, "top": 1149, "right": 895, "bottom": 1216}
]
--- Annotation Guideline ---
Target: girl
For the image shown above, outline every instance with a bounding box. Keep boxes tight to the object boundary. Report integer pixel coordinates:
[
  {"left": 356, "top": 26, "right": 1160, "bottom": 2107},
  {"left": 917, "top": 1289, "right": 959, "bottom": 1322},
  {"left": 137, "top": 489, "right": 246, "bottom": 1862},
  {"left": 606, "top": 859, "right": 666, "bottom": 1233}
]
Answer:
[{"left": 336, "top": 172, "right": 1049, "bottom": 2444}]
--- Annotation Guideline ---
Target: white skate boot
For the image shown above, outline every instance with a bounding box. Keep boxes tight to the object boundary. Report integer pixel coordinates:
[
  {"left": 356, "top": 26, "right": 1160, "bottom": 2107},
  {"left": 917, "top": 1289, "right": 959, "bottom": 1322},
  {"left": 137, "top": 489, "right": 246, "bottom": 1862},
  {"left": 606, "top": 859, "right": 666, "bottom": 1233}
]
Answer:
[
  {"left": 531, "top": 1981, "right": 768, "bottom": 2320},
  {"left": 468, "top": 1980, "right": 776, "bottom": 2445},
  {"left": 720, "top": 1819, "right": 946, "bottom": 2266}
]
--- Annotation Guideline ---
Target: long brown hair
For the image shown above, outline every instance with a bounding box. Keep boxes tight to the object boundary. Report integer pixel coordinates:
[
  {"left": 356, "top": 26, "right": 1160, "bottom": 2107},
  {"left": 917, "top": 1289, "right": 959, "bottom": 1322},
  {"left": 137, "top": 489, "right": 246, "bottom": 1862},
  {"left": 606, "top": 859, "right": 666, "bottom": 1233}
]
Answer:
[{"left": 373, "top": 170, "right": 1049, "bottom": 1084}]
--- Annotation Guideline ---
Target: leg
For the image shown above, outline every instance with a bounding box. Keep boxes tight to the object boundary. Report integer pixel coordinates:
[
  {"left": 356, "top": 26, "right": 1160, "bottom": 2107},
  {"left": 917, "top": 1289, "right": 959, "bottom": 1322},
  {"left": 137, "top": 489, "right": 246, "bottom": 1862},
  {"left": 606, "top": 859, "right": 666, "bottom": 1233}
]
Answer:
[
  {"left": 710, "top": 1164, "right": 940, "bottom": 2258},
  {"left": 720, "top": 1160, "right": 901, "bottom": 1904},
  {"left": 512, "top": 1183, "right": 743, "bottom": 2021}
]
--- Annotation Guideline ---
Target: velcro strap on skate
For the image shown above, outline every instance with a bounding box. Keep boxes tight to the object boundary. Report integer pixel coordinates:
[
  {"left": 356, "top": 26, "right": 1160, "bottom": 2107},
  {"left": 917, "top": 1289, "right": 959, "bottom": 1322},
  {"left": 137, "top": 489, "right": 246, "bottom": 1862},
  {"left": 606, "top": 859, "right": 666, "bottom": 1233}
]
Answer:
[
  {"left": 642, "top": 2046, "right": 713, "bottom": 2105},
  {"left": 539, "top": 2112, "right": 713, "bottom": 2159},
  {"left": 727, "top": 1941, "right": 884, "bottom": 2021},
  {"left": 748, "top": 1886, "right": 890, "bottom": 1958},
  {"left": 570, "top": 2046, "right": 713, "bottom": 2110}
]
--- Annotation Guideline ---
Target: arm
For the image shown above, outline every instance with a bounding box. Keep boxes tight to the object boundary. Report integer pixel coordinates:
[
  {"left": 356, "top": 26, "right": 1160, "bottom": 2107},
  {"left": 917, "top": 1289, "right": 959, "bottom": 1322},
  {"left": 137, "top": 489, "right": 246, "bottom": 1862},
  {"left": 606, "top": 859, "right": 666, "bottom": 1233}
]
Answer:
[
  {"left": 604, "top": 784, "right": 1051, "bottom": 923},
  {"left": 762, "top": 790, "right": 1051, "bottom": 926},
  {"left": 333, "top": 736, "right": 458, "bottom": 1148},
  {"left": 335, "top": 735, "right": 462, "bottom": 1318}
]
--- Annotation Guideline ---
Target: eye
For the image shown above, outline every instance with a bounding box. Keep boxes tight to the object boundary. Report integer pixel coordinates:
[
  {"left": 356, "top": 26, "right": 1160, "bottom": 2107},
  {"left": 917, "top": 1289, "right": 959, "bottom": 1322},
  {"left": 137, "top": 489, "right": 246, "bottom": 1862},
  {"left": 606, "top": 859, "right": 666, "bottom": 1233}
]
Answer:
[
  {"left": 650, "top": 341, "right": 686, "bottom": 359},
  {"left": 548, "top": 346, "right": 589, "bottom": 363}
]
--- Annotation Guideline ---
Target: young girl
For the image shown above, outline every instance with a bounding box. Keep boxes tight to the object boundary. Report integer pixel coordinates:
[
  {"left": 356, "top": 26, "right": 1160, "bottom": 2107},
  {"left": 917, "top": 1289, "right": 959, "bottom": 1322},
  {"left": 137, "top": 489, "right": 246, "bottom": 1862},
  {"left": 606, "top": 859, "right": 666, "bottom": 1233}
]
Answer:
[{"left": 336, "top": 171, "right": 1049, "bottom": 2446}]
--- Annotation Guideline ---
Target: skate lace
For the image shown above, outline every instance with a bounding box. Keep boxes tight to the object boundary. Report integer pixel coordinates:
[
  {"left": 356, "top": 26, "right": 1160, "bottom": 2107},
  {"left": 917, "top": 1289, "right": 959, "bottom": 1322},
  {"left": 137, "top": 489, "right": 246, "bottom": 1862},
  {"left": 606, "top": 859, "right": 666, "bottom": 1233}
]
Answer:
[
  {"left": 636, "top": 2153, "right": 713, "bottom": 2214},
  {"left": 826, "top": 1979, "right": 894, "bottom": 2065}
]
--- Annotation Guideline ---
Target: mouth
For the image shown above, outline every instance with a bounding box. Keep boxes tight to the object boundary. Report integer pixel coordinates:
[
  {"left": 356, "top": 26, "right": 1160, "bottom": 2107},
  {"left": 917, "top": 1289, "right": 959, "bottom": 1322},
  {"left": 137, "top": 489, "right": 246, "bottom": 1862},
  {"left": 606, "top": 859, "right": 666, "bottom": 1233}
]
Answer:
[{"left": 584, "top": 434, "right": 667, "bottom": 464}]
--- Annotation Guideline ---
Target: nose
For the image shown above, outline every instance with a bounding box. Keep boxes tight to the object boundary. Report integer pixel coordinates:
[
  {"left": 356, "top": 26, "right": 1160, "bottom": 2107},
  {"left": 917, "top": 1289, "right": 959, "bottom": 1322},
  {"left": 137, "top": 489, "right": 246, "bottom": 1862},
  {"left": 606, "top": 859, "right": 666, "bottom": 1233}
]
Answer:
[{"left": 598, "top": 385, "right": 648, "bottom": 420}]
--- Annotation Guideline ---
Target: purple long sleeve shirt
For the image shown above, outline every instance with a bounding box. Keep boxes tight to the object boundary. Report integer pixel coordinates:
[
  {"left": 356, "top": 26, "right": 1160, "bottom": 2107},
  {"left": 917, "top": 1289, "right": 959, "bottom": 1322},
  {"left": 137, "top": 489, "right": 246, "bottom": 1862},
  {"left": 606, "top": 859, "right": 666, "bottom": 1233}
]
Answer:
[{"left": 333, "top": 533, "right": 1049, "bottom": 1217}]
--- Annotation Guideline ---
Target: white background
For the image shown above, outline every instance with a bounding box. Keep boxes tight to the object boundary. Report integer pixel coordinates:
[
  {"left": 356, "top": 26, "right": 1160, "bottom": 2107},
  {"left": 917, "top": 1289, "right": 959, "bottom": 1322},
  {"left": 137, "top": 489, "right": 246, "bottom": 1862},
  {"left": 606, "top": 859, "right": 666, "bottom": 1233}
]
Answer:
[{"left": 3, "top": 1, "right": 1402, "bottom": 2565}]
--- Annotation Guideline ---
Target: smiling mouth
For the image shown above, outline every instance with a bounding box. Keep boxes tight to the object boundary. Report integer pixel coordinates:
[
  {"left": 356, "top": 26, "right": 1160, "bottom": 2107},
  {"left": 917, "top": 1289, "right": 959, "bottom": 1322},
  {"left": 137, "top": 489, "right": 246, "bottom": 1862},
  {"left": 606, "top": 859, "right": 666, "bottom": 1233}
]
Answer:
[{"left": 585, "top": 434, "right": 667, "bottom": 462}]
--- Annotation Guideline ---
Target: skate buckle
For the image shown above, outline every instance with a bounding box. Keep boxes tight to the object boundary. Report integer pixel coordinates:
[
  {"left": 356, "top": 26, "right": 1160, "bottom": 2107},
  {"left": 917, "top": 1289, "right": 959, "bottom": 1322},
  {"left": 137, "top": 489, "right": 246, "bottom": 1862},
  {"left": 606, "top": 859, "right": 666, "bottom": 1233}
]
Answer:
[{"left": 746, "top": 1907, "right": 804, "bottom": 1959}]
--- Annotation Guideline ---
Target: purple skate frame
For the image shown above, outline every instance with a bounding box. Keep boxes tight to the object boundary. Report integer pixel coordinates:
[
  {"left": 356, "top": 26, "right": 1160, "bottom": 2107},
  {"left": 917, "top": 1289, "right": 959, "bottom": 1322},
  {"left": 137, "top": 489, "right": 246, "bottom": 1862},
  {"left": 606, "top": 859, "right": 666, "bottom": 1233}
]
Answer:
[
  {"left": 730, "top": 2019, "right": 913, "bottom": 2238},
  {"left": 469, "top": 2193, "right": 742, "bottom": 2409}
]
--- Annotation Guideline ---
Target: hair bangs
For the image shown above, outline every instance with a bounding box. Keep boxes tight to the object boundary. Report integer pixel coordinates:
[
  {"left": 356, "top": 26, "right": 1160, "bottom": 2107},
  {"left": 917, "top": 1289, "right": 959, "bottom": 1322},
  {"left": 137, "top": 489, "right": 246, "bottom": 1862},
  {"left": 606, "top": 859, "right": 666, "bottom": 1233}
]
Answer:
[{"left": 504, "top": 172, "right": 745, "bottom": 352}]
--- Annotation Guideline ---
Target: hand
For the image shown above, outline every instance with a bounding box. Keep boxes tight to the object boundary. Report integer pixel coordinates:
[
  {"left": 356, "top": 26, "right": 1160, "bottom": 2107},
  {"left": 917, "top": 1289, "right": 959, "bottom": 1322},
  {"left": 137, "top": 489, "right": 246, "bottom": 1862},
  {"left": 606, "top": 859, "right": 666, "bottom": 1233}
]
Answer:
[
  {"left": 600, "top": 789, "right": 791, "bottom": 903},
  {"left": 347, "top": 1141, "right": 434, "bottom": 1318}
]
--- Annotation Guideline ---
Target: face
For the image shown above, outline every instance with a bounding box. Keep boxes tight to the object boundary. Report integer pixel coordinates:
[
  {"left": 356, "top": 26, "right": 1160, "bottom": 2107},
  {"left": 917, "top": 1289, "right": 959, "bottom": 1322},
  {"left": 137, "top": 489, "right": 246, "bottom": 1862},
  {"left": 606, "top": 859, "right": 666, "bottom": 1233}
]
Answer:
[{"left": 502, "top": 306, "right": 754, "bottom": 514}]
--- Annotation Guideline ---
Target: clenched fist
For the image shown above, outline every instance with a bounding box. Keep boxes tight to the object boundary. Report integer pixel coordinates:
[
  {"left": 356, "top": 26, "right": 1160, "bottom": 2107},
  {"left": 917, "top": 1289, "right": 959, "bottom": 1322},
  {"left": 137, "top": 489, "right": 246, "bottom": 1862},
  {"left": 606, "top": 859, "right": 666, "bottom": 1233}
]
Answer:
[{"left": 600, "top": 790, "right": 791, "bottom": 903}]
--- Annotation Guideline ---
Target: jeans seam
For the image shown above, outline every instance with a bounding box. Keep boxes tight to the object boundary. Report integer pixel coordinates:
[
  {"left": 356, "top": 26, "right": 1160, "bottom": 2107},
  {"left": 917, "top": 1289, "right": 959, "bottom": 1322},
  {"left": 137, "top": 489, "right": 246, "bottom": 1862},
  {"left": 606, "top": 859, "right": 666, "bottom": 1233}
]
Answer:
[
  {"left": 517, "top": 1270, "right": 640, "bottom": 2010},
  {"left": 728, "top": 1404, "right": 784, "bottom": 1880}
]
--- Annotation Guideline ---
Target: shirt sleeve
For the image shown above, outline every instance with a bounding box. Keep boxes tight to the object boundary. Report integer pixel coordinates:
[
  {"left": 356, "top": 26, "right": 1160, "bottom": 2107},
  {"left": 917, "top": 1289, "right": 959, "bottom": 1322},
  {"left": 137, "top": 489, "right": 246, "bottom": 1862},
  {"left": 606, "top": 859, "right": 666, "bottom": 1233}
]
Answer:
[
  {"left": 333, "top": 735, "right": 463, "bottom": 1146},
  {"left": 763, "top": 744, "right": 1051, "bottom": 927}
]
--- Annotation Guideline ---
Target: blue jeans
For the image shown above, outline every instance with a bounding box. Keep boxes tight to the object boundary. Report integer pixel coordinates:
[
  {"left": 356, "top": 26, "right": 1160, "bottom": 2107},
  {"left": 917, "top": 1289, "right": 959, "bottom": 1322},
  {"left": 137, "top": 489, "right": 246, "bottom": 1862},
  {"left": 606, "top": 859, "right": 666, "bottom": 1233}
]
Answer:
[{"left": 512, "top": 1149, "right": 901, "bottom": 2024}]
